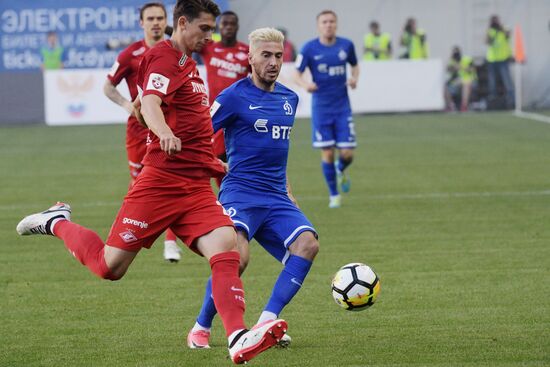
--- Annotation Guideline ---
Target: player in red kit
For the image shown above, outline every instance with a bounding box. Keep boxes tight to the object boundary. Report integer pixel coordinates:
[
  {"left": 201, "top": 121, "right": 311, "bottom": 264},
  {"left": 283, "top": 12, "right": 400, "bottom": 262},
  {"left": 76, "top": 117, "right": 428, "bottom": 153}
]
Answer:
[
  {"left": 198, "top": 11, "right": 249, "bottom": 186},
  {"left": 17, "top": 0, "right": 287, "bottom": 364},
  {"left": 104, "top": 2, "right": 182, "bottom": 263}
]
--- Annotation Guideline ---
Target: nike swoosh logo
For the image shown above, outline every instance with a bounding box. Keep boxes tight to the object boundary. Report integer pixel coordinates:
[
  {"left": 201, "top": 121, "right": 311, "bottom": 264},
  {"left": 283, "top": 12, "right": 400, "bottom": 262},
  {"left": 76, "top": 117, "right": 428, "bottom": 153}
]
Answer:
[
  {"left": 231, "top": 285, "right": 244, "bottom": 293},
  {"left": 291, "top": 278, "right": 302, "bottom": 286},
  {"left": 248, "top": 105, "right": 263, "bottom": 110},
  {"left": 313, "top": 55, "right": 323, "bottom": 60}
]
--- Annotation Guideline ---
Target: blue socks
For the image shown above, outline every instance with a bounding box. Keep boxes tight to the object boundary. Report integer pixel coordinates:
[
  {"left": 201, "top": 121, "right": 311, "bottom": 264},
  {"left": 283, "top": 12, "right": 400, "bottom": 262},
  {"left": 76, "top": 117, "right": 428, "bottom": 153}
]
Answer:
[
  {"left": 322, "top": 161, "right": 338, "bottom": 196},
  {"left": 196, "top": 276, "right": 217, "bottom": 328},
  {"left": 336, "top": 157, "right": 351, "bottom": 172},
  {"left": 263, "top": 255, "right": 313, "bottom": 316}
]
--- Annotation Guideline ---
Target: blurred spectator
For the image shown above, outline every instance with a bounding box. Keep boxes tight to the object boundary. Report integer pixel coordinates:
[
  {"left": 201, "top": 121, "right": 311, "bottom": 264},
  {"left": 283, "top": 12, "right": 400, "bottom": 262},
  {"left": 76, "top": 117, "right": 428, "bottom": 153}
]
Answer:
[
  {"left": 363, "top": 21, "right": 392, "bottom": 60},
  {"left": 41, "top": 31, "right": 64, "bottom": 70},
  {"left": 486, "top": 15, "right": 514, "bottom": 109},
  {"left": 277, "top": 27, "right": 297, "bottom": 62},
  {"left": 445, "top": 46, "right": 477, "bottom": 112},
  {"left": 399, "top": 18, "right": 428, "bottom": 59}
]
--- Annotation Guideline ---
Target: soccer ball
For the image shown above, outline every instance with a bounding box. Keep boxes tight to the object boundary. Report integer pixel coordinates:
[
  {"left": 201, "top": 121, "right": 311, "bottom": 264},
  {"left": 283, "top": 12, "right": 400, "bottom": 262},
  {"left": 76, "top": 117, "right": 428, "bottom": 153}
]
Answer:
[{"left": 331, "top": 262, "right": 380, "bottom": 311}]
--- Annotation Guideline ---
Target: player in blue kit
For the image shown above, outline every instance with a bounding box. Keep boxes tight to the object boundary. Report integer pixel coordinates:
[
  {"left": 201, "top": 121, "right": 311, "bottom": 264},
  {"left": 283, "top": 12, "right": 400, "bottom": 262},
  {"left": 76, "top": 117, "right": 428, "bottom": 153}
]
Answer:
[
  {"left": 294, "top": 10, "right": 360, "bottom": 208},
  {"left": 186, "top": 27, "right": 319, "bottom": 349}
]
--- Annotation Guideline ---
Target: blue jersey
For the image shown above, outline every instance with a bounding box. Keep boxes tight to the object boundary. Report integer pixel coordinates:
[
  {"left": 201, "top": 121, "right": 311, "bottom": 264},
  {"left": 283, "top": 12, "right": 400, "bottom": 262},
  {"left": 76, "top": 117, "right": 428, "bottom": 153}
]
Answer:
[
  {"left": 211, "top": 77, "right": 299, "bottom": 197},
  {"left": 296, "top": 37, "right": 357, "bottom": 113}
]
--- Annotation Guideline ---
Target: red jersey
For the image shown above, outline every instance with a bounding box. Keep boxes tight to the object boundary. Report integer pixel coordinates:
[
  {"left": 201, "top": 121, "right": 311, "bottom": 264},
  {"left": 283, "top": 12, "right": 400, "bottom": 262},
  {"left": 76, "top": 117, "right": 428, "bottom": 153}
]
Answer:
[
  {"left": 200, "top": 41, "right": 249, "bottom": 103},
  {"left": 107, "top": 40, "right": 149, "bottom": 140},
  {"left": 137, "top": 40, "right": 224, "bottom": 178}
]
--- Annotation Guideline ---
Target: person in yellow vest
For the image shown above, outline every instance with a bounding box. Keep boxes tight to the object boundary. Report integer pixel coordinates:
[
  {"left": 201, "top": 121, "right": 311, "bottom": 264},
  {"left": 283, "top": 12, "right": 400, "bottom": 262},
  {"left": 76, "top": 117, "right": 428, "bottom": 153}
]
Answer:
[
  {"left": 363, "top": 21, "right": 392, "bottom": 61},
  {"left": 41, "top": 31, "right": 64, "bottom": 70},
  {"left": 486, "top": 15, "right": 514, "bottom": 109},
  {"left": 445, "top": 46, "right": 477, "bottom": 112},
  {"left": 399, "top": 18, "right": 428, "bottom": 59}
]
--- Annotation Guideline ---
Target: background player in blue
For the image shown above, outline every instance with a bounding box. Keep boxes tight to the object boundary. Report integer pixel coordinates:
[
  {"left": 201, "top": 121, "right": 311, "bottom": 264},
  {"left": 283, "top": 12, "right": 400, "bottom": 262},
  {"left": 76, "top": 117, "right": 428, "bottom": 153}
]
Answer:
[
  {"left": 294, "top": 10, "right": 360, "bottom": 208},
  {"left": 186, "top": 27, "right": 319, "bottom": 349}
]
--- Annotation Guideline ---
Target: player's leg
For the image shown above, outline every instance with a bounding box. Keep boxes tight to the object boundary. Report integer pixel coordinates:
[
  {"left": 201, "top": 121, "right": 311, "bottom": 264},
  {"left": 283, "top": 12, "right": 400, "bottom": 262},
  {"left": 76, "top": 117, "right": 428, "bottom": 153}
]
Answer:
[
  {"left": 188, "top": 231, "right": 250, "bottom": 349},
  {"left": 16, "top": 202, "right": 139, "bottom": 280},
  {"left": 175, "top": 189, "right": 285, "bottom": 363},
  {"left": 335, "top": 112, "right": 356, "bottom": 194},
  {"left": 312, "top": 112, "right": 340, "bottom": 207},
  {"left": 257, "top": 230, "right": 318, "bottom": 321},
  {"left": 252, "top": 202, "right": 317, "bottom": 348}
]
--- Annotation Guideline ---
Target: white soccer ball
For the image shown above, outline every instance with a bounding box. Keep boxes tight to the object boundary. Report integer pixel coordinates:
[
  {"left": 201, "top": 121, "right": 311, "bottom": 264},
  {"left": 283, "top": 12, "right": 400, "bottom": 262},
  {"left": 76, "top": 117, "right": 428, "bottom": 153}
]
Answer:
[{"left": 331, "top": 262, "right": 380, "bottom": 311}]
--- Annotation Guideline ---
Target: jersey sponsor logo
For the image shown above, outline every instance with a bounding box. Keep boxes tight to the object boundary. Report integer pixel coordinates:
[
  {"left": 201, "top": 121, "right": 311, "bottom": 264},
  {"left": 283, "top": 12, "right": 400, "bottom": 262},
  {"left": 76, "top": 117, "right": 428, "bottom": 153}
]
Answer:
[
  {"left": 338, "top": 49, "right": 347, "bottom": 60},
  {"left": 119, "top": 230, "right": 138, "bottom": 243},
  {"left": 283, "top": 100, "right": 293, "bottom": 115},
  {"left": 191, "top": 81, "right": 207, "bottom": 94},
  {"left": 146, "top": 73, "right": 170, "bottom": 94},
  {"left": 254, "top": 119, "right": 268, "bottom": 132},
  {"left": 254, "top": 119, "right": 292, "bottom": 139},
  {"left": 108, "top": 61, "right": 119, "bottom": 77},
  {"left": 209, "top": 57, "right": 248, "bottom": 74},
  {"left": 210, "top": 100, "right": 221, "bottom": 117},
  {"left": 329, "top": 65, "right": 346, "bottom": 76},
  {"left": 132, "top": 47, "right": 146, "bottom": 56},
  {"left": 249, "top": 104, "right": 263, "bottom": 110},
  {"left": 272, "top": 125, "right": 292, "bottom": 140},
  {"left": 122, "top": 217, "right": 149, "bottom": 229},
  {"left": 318, "top": 63, "right": 328, "bottom": 73}
]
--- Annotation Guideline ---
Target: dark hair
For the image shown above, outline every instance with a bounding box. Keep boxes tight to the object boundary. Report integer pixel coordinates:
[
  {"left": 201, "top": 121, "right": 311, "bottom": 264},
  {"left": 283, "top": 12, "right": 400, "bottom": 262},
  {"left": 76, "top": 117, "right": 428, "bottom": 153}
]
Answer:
[
  {"left": 316, "top": 9, "right": 337, "bottom": 20},
  {"left": 370, "top": 21, "right": 379, "bottom": 28},
  {"left": 173, "top": 0, "right": 221, "bottom": 29},
  {"left": 220, "top": 10, "right": 238, "bottom": 22},
  {"left": 139, "top": 2, "right": 167, "bottom": 20}
]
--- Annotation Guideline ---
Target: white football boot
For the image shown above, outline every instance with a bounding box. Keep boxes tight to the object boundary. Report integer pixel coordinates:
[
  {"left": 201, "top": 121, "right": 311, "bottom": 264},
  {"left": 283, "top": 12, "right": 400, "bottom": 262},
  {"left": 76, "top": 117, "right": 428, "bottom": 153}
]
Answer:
[
  {"left": 163, "top": 240, "right": 182, "bottom": 262},
  {"left": 228, "top": 319, "right": 287, "bottom": 364},
  {"left": 16, "top": 202, "right": 71, "bottom": 236},
  {"left": 328, "top": 195, "right": 341, "bottom": 209}
]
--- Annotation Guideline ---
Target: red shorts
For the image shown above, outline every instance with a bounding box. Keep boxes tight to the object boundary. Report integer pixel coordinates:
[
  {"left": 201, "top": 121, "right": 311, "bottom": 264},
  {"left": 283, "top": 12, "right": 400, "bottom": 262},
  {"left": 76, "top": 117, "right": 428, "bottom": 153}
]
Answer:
[
  {"left": 106, "top": 166, "right": 234, "bottom": 253},
  {"left": 211, "top": 130, "right": 226, "bottom": 158}
]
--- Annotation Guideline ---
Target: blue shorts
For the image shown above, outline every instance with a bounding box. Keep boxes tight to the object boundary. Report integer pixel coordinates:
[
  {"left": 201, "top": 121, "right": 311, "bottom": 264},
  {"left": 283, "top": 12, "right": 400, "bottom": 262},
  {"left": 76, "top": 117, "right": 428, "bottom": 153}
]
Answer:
[
  {"left": 311, "top": 109, "right": 357, "bottom": 149},
  {"left": 220, "top": 190, "right": 317, "bottom": 264}
]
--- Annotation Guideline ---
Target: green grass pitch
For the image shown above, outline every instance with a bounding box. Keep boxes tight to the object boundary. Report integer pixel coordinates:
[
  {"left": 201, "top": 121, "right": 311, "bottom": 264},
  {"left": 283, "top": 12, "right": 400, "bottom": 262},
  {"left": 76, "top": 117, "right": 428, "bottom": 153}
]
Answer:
[{"left": 1, "top": 112, "right": 549, "bottom": 366}]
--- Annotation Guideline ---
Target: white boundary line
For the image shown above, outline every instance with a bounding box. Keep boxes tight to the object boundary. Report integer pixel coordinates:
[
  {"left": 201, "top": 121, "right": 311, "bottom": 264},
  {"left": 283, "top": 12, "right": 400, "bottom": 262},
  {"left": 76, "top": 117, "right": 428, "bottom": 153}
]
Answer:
[{"left": 513, "top": 111, "right": 550, "bottom": 124}]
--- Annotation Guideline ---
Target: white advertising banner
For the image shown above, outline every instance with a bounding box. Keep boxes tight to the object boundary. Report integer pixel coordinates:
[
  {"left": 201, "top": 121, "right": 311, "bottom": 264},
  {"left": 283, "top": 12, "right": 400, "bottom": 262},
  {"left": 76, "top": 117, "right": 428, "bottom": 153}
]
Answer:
[
  {"left": 44, "top": 69, "right": 131, "bottom": 126},
  {"left": 44, "top": 60, "right": 444, "bottom": 126}
]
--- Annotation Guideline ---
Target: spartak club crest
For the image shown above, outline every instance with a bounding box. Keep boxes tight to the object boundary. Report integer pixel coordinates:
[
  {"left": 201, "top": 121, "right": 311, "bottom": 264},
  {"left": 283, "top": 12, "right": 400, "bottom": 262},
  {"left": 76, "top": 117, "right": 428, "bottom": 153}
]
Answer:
[{"left": 152, "top": 75, "right": 164, "bottom": 89}]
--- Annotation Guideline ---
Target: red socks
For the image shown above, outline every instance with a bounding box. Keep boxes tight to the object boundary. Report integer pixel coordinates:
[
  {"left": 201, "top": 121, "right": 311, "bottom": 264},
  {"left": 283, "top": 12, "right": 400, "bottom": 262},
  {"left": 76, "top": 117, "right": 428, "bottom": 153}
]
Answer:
[
  {"left": 209, "top": 251, "right": 246, "bottom": 336},
  {"left": 165, "top": 228, "right": 177, "bottom": 242},
  {"left": 54, "top": 221, "right": 116, "bottom": 280}
]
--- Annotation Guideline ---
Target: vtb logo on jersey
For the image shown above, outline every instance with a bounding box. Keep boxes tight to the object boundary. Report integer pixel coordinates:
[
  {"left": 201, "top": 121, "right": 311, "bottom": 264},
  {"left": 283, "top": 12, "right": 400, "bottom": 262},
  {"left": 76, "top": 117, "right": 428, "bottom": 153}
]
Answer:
[{"left": 254, "top": 119, "right": 292, "bottom": 140}]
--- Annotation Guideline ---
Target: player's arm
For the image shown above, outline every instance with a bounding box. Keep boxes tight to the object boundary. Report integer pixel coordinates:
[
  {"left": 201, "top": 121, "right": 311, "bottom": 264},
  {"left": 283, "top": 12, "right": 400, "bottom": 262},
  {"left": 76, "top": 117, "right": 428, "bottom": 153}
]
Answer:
[
  {"left": 347, "top": 64, "right": 359, "bottom": 89},
  {"left": 286, "top": 179, "right": 299, "bottom": 208},
  {"left": 103, "top": 79, "right": 134, "bottom": 115},
  {"left": 140, "top": 94, "right": 181, "bottom": 155},
  {"left": 293, "top": 49, "right": 317, "bottom": 92},
  {"left": 347, "top": 42, "right": 360, "bottom": 89}
]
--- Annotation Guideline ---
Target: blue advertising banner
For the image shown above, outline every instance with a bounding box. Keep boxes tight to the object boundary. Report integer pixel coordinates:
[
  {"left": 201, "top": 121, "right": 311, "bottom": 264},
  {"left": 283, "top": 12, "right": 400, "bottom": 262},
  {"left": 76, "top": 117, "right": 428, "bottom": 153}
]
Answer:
[{"left": 0, "top": 0, "right": 229, "bottom": 72}]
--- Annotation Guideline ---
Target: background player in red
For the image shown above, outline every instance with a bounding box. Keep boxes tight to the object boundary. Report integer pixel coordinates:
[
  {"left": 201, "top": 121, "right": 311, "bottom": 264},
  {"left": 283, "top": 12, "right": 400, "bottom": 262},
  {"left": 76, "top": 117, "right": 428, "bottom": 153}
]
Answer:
[
  {"left": 197, "top": 11, "right": 249, "bottom": 186},
  {"left": 104, "top": 2, "right": 182, "bottom": 263},
  {"left": 17, "top": 0, "right": 286, "bottom": 364}
]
